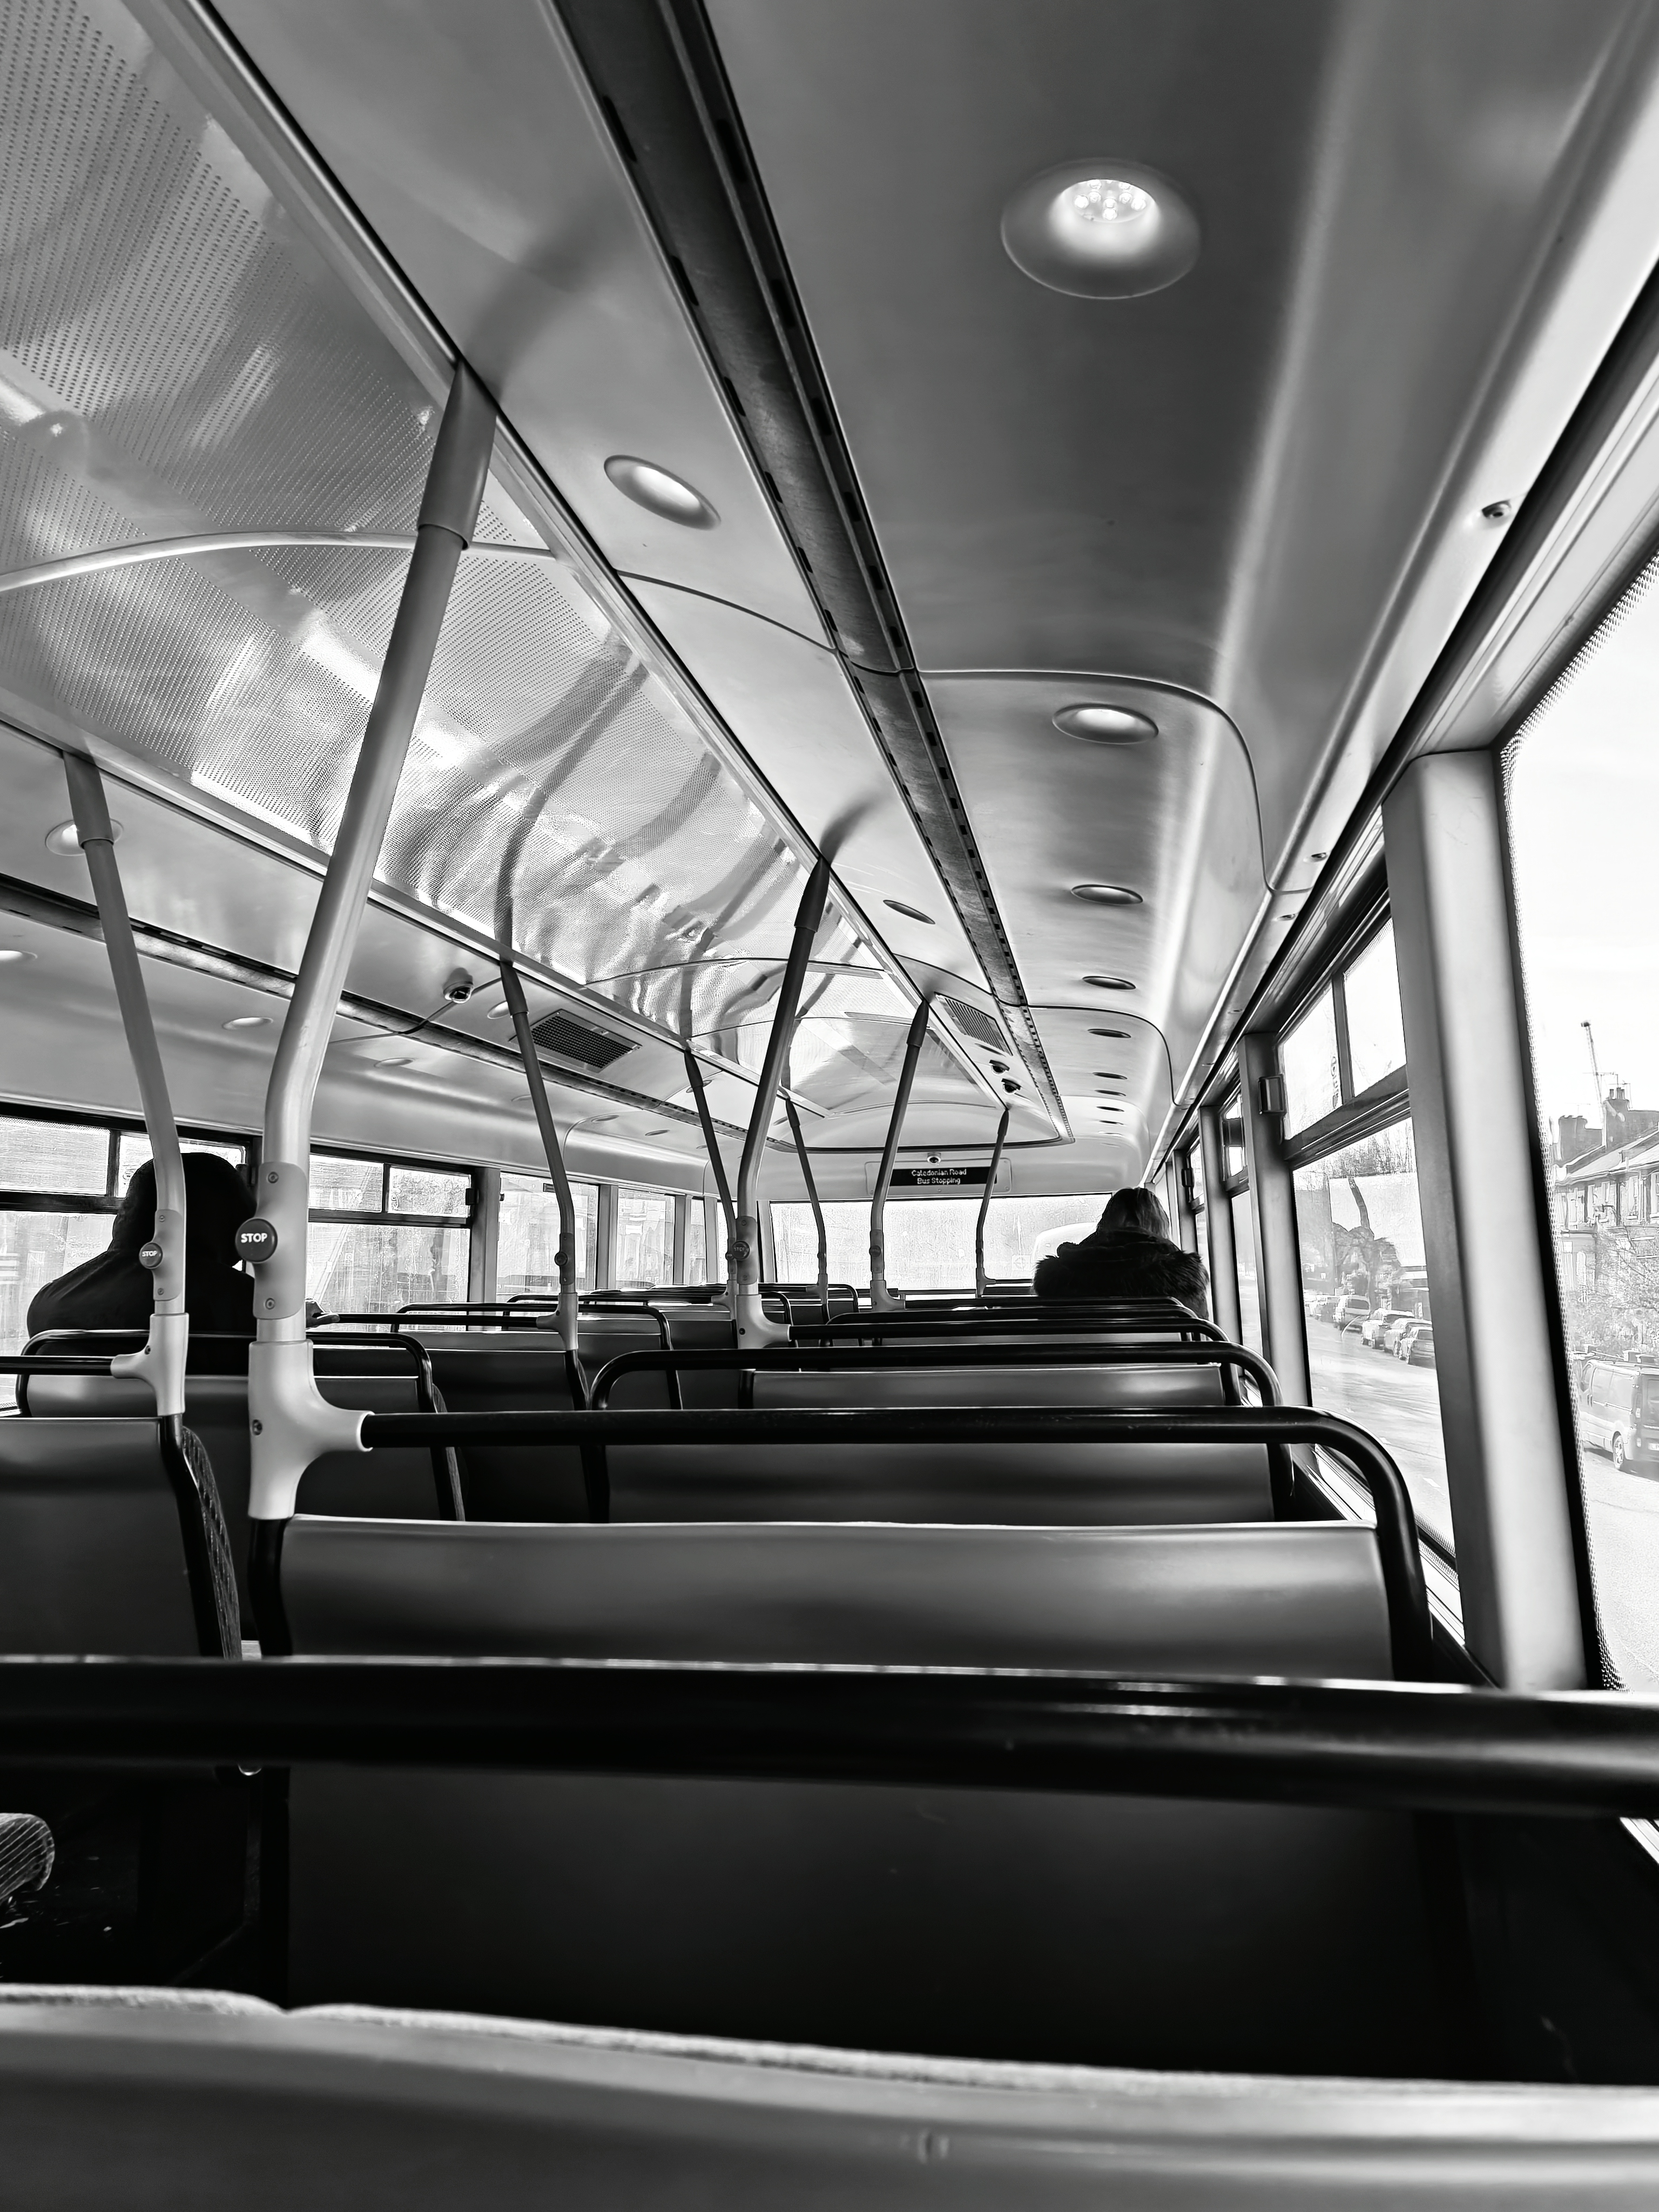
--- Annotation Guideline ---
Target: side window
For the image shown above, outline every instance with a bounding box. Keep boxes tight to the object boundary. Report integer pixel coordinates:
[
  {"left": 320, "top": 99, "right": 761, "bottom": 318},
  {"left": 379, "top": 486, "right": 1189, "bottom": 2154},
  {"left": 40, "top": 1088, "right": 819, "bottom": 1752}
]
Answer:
[
  {"left": 1, "top": 1112, "right": 251, "bottom": 1402},
  {"left": 306, "top": 1153, "right": 473, "bottom": 1317},
  {"left": 496, "top": 1175, "right": 598, "bottom": 1300},
  {"left": 615, "top": 1186, "right": 676, "bottom": 1290},
  {"left": 1507, "top": 552, "right": 1659, "bottom": 1687}
]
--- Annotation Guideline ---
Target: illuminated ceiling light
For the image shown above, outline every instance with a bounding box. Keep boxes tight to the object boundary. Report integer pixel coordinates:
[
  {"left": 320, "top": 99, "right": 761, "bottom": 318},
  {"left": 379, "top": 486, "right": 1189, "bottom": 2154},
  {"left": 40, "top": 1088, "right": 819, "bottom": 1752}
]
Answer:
[
  {"left": 604, "top": 455, "right": 720, "bottom": 529},
  {"left": 0, "top": 947, "right": 36, "bottom": 963},
  {"left": 45, "top": 818, "right": 121, "bottom": 855},
  {"left": 1001, "top": 159, "right": 1199, "bottom": 299},
  {"left": 222, "top": 1014, "right": 270, "bottom": 1030},
  {"left": 1053, "top": 703, "right": 1158, "bottom": 745},
  {"left": 485, "top": 1000, "right": 511, "bottom": 1019},
  {"left": 1084, "top": 974, "right": 1136, "bottom": 991},
  {"left": 884, "top": 898, "right": 935, "bottom": 925},
  {"left": 1070, "top": 882, "right": 1142, "bottom": 906}
]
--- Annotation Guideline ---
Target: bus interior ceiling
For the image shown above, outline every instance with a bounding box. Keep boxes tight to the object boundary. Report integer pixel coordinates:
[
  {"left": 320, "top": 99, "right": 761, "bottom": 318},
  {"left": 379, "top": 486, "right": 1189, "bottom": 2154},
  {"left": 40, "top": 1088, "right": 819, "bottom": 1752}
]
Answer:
[{"left": 11, "top": 0, "right": 1659, "bottom": 2197}]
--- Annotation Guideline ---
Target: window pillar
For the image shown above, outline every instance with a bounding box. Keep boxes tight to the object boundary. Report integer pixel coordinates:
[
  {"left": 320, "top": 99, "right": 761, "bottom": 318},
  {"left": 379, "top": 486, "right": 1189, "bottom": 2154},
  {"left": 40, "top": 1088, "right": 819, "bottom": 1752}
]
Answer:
[
  {"left": 594, "top": 1182, "right": 616, "bottom": 1291},
  {"left": 1197, "top": 1103, "right": 1243, "bottom": 1343},
  {"left": 1239, "top": 1032, "right": 1311, "bottom": 1405},
  {"left": 671, "top": 1191, "right": 688, "bottom": 1285},
  {"left": 1384, "top": 749, "right": 1588, "bottom": 1689},
  {"left": 470, "top": 1166, "right": 501, "bottom": 1306}
]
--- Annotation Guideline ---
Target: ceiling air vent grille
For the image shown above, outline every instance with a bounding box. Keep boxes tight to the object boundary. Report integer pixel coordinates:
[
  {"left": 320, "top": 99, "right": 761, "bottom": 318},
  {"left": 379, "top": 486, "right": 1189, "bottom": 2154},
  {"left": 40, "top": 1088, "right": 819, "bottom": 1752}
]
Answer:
[
  {"left": 939, "top": 996, "right": 1006, "bottom": 1053},
  {"left": 530, "top": 1010, "right": 637, "bottom": 1071}
]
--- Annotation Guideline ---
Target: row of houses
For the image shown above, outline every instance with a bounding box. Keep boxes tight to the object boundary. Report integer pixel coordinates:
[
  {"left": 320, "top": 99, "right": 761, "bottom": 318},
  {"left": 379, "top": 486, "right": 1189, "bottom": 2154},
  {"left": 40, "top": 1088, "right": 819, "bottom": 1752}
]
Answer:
[{"left": 1553, "top": 1089, "right": 1659, "bottom": 1351}]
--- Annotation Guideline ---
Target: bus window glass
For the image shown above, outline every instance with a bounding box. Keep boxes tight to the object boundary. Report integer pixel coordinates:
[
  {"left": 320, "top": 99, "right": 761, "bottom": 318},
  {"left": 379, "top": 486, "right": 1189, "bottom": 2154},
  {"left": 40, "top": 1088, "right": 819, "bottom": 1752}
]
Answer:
[
  {"left": 1293, "top": 1119, "right": 1450, "bottom": 1549},
  {"left": 770, "top": 1195, "right": 1106, "bottom": 1290},
  {"left": 1231, "top": 1191, "right": 1262, "bottom": 1354},
  {"left": 1508, "top": 562, "right": 1659, "bottom": 1687},
  {"left": 1344, "top": 922, "right": 1407, "bottom": 1096},
  {"left": 307, "top": 1223, "right": 468, "bottom": 1315},
  {"left": 0, "top": 1115, "right": 106, "bottom": 1194},
  {"left": 1280, "top": 988, "right": 1340, "bottom": 1137},
  {"left": 387, "top": 1166, "right": 469, "bottom": 1217},
  {"left": 310, "top": 1155, "right": 384, "bottom": 1212},
  {"left": 685, "top": 1201, "right": 709, "bottom": 1286},
  {"left": 117, "top": 1133, "right": 248, "bottom": 1193},
  {"left": 0, "top": 1209, "right": 110, "bottom": 1406},
  {"left": 616, "top": 1188, "right": 675, "bottom": 1288},
  {"left": 496, "top": 1175, "right": 597, "bottom": 1299}
]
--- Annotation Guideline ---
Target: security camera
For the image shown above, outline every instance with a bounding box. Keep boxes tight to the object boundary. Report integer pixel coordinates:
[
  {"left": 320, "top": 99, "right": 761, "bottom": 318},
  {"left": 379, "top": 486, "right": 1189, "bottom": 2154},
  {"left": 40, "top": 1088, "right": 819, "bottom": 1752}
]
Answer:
[{"left": 443, "top": 969, "right": 475, "bottom": 1003}]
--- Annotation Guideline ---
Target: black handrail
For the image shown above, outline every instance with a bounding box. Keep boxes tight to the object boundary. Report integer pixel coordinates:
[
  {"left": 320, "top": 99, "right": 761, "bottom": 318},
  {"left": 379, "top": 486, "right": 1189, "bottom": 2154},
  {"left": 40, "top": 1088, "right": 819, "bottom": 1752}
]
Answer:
[
  {"left": 1, "top": 1660, "right": 1655, "bottom": 1820},
  {"left": 586, "top": 1338, "right": 1282, "bottom": 1410},
  {"left": 310, "top": 1331, "right": 463, "bottom": 1520},
  {"left": 354, "top": 1403, "right": 1431, "bottom": 1678}
]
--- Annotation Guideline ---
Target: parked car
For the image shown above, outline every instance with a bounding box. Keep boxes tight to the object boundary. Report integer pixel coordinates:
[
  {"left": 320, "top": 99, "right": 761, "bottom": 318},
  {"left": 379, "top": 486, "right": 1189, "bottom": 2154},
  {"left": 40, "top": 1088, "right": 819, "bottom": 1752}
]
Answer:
[
  {"left": 1310, "top": 1295, "right": 1336, "bottom": 1323},
  {"left": 1405, "top": 1324, "right": 1436, "bottom": 1368},
  {"left": 1361, "top": 1307, "right": 1410, "bottom": 1350},
  {"left": 1333, "top": 1295, "right": 1371, "bottom": 1333},
  {"left": 1578, "top": 1359, "right": 1659, "bottom": 1473},
  {"left": 1381, "top": 1312, "right": 1420, "bottom": 1354}
]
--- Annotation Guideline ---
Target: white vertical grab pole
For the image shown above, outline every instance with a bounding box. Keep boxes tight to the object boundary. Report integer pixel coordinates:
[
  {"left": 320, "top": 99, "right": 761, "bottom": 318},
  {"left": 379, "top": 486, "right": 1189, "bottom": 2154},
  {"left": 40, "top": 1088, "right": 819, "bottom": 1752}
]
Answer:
[
  {"left": 63, "top": 752, "right": 188, "bottom": 1418},
  {"left": 730, "top": 857, "right": 831, "bottom": 1346},
  {"left": 497, "top": 959, "right": 580, "bottom": 1354},
  {"left": 868, "top": 999, "right": 931, "bottom": 1312},
  {"left": 245, "top": 363, "right": 496, "bottom": 1529}
]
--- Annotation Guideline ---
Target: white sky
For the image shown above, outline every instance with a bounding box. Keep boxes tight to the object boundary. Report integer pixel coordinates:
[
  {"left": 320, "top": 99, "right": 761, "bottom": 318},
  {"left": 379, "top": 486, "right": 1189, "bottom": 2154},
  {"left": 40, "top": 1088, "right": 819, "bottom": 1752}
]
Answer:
[{"left": 1507, "top": 574, "right": 1659, "bottom": 1132}]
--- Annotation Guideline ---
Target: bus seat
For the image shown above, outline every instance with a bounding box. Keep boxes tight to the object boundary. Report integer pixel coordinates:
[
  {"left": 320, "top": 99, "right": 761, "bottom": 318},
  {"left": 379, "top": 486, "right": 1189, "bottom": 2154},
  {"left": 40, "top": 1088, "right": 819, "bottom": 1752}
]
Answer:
[
  {"left": 279, "top": 1517, "right": 1388, "bottom": 1672},
  {"left": 6, "top": 1991, "right": 1655, "bottom": 2206},
  {"left": 21, "top": 1372, "right": 444, "bottom": 1632},
  {"left": 0, "top": 1419, "right": 239, "bottom": 1657},
  {"left": 275, "top": 1520, "right": 1444, "bottom": 2071}
]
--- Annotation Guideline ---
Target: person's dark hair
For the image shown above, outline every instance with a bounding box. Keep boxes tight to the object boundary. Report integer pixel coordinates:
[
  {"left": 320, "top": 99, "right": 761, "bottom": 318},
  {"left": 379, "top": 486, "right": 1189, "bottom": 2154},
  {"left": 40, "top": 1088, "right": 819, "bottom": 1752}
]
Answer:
[
  {"left": 1100, "top": 1185, "right": 1170, "bottom": 1240},
  {"left": 114, "top": 1152, "right": 256, "bottom": 1264}
]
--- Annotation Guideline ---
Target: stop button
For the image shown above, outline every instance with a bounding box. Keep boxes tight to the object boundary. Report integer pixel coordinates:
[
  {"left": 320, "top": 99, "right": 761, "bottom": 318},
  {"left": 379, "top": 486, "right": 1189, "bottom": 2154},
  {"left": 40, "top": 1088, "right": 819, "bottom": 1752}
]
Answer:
[{"left": 236, "top": 1218, "right": 278, "bottom": 1263}]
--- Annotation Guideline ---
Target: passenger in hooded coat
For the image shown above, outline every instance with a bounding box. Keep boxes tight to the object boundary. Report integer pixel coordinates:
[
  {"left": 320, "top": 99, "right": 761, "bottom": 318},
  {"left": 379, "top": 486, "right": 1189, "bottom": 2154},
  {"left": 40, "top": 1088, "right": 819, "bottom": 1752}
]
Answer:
[
  {"left": 1032, "top": 1184, "right": 1209, "bottom": 1315},
  {"left": 27, "top": 1152, "right": 257, "bottom": 1338}
]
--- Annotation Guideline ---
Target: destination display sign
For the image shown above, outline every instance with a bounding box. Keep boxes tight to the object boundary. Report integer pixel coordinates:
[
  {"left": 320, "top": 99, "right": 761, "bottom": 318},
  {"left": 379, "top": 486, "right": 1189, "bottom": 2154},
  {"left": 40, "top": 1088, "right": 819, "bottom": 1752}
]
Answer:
[{"left": 889, "top": 1164, "right": 990, "bottom": 1189}]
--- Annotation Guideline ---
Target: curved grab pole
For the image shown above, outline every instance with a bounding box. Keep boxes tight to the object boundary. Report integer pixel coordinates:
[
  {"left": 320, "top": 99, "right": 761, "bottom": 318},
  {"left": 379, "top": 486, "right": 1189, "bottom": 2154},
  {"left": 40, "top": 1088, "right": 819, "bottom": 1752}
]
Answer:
[
  {"left": 784, "top": 1096, "right": 828, "bottom": 1311},
  {"left": 683, "top": 1046, "right": 736, "bottom": 1265},
  {"left": 867, "top": 998, "right": 931, "bottom": 1313},
  {"left": 973, "top": 1104, "right": 1011, "bottom": 1298},
  {"left": 498, "top": 960, "right": 580, "bottom": 1355},
  {"left": 245, "top": 362, "right": 497, "bottom": 1527},
  {"left": 62, "top": 753, "right": 188, "bottom": 1419},
  {"left": 730, "top": 857, "right": 832, "bottom": 1346}
]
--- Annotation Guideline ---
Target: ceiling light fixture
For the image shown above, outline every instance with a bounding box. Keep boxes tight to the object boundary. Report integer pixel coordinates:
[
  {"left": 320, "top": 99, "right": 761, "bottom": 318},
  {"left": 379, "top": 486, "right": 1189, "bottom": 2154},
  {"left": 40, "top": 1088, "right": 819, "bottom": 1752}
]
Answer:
[
  {"left": 883, "top": 898, "right": 935, "bottom": 926},
  {"left": 1084, "top": 975, "right": 1136, "bottom": 992},
  {"left": 1095, "top": 1070, "right": 1125, "bottom": 1079},
  {"left": 1053, "top": 703, "right": 1159, "bottom": 745},
  {"left": 221, "top": 1014, "right": 270, "bottom": 1030},
  {"left": 1089, "top": 1027, "right": 1130, "bottom": 1039},
  {"left": 1001, "top": 159, "right": 1199, "bottom": 299},
  {"left": 1070, "top": 882, "right": 1142, "bottom": 906},
  {"left": 604, "top": 455, "right": 719, "bottom": 529},
  {"left": 45, "top": 818, "right": 121, "bottom": 855},
  {"left": 0, "top": 948, "right": 36, "bottom": 964}
]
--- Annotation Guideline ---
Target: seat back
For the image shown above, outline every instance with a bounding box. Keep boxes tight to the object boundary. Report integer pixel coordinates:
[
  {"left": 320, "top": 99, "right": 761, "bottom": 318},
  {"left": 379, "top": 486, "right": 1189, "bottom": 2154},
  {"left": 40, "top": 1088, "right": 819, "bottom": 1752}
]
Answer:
[
  {"left": 276, "top": 1515, "right": 1446, "bottom": 2072},
  {"left": 0, "top": 1418, "right": 238, "bottom": 1656}
]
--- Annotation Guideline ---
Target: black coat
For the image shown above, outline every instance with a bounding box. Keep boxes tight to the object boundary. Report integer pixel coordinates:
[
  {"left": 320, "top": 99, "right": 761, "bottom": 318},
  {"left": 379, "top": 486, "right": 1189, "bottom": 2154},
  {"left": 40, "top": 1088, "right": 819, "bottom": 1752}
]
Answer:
[
  {"left": 1032, "top": 1227, "right": 1209, "bottom": 1314},
  {"left": 27, "top": 1154, "right": 257, "bottom": 1340}
]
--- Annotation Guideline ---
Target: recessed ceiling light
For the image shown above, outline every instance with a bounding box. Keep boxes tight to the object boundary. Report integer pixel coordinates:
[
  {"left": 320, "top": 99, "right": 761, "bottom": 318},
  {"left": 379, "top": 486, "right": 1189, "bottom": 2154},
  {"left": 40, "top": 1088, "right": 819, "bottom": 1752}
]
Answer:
[
  {"left": 1095, "top": 1070, "right": 1125, "bottom": 1078},
  {"left": 45, "top": 818, "right": 122, "bottom": 855},
  {"left": 1053, "top": 704, "right": 1159, "bottom": 745},
  {"left": 1001, "top": 159, "right": 1199, "bottom": 299},
  {"left": 485, "top": 1000, "right": 511, "bottom": 1019},
  {"left": 1071, "top": 882, "right": 1142, "bottom": 906},
  {"left": 1089, "top": 1027, "right": 1130, "bottom": 1039},
  {"left": 884, "top": 898, "right": 935, "bottom": 926},
  {"left": 221, "top": 1014, "right": 270, "bottom": 1030},
  {"left": 0, "top": 948, "right": 36, "bottom": 964},
  {"left": 374, "top": 1056, "right": 415, "bottom": 1071},
  {"left": 603, "top": 455, "right": 719, "bottom": 529},
  {"left": 1084, "top": 975, "right": 1136, "bottom": 991}
]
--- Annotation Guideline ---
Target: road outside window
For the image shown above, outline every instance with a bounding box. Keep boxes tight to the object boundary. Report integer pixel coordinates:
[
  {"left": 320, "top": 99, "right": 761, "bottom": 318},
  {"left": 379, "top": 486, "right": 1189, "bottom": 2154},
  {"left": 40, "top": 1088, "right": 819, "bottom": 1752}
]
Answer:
[{"left": 1508, "top": 556, "right": 1659, "bottom": 1688}]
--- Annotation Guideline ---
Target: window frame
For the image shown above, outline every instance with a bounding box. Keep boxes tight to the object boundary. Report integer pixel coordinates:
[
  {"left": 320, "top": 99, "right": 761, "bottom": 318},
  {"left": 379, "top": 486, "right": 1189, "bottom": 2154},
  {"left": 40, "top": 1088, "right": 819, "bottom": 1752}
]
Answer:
[
  {"left": 0, "top": 1101, "right": 254, "bottom": 1216},
  {"left": 1277, "top": 903, "right": 1411, "bottom": 1169},
  {"left": 306, "top": 1148, "right": 476, "bottom": 1235}
]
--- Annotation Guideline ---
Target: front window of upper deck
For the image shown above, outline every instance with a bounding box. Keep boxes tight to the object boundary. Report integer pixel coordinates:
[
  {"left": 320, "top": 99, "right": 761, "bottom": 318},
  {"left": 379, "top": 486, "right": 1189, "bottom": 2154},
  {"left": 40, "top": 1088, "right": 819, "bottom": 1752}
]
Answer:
[
  {"left": 770, "top": 1194, "right": 1108, "bottom": 1292},
  {"left": 1507, "top": 553, "right": 1659, "bottom": 1689}
]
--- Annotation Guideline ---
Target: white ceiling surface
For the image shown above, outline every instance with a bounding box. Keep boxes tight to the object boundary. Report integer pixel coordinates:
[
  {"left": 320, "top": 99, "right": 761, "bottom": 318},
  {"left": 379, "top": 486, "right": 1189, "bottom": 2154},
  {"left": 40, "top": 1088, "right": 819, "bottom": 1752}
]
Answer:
[{"left": 711, "top": 0, "right": 1659, "bottom": 1123}]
